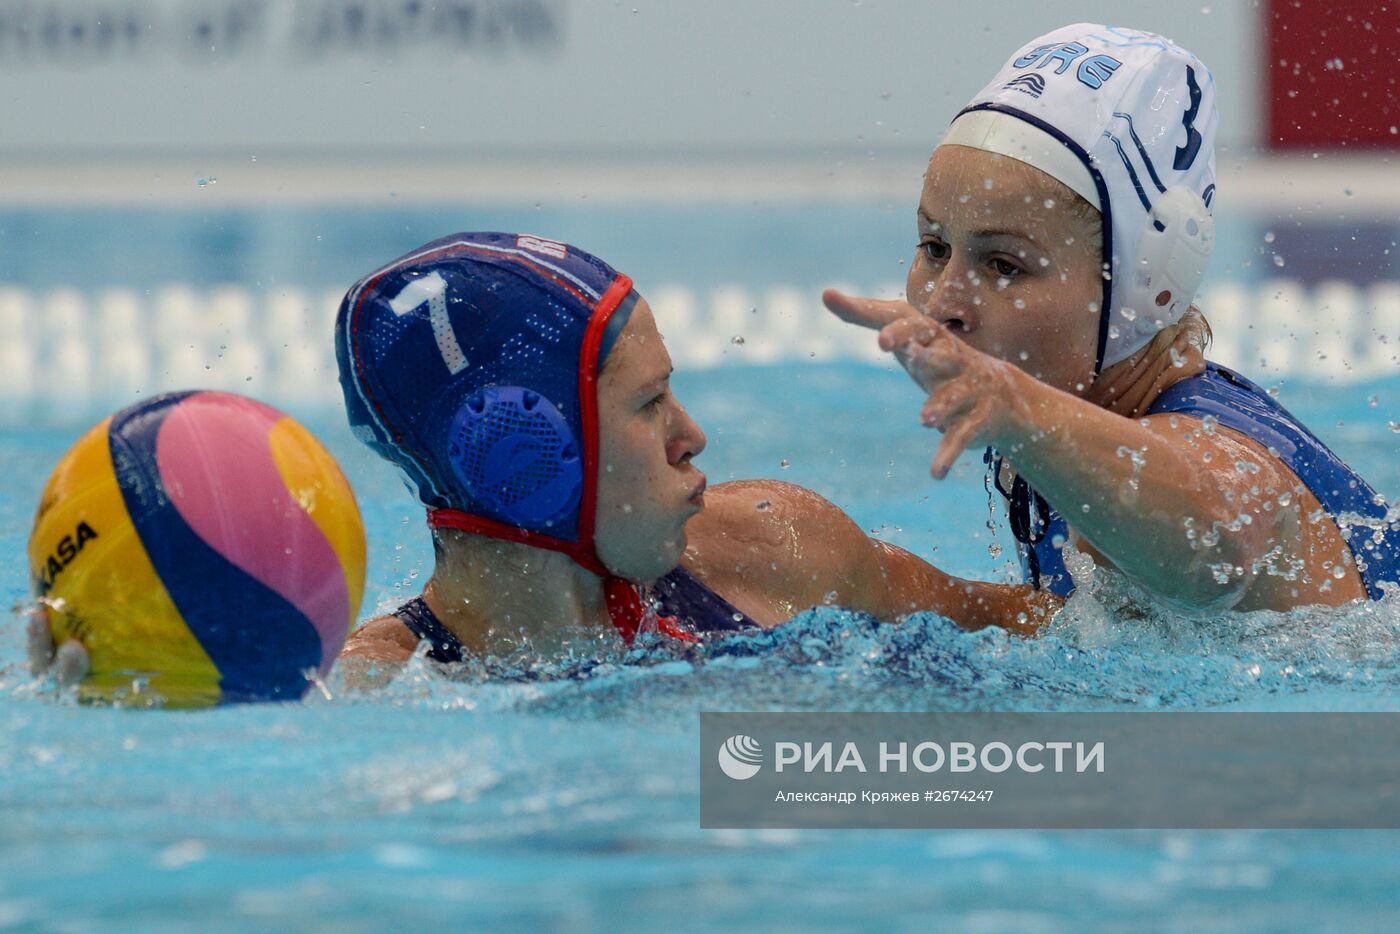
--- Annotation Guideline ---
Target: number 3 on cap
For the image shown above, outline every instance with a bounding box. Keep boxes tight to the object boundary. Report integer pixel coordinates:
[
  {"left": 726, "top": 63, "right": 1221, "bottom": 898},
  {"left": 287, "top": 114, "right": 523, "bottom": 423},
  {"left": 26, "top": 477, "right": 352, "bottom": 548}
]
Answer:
[
  {"left": 387, "top": 271, "right": 468, "bottom": 375},
  {"left": 1173, "top": 66, "right": 1203, "bottom": 172}
]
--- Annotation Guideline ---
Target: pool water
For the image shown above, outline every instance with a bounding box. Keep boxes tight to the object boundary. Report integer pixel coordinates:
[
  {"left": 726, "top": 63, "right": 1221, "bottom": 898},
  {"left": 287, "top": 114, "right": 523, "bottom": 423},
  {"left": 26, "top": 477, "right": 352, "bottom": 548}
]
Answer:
[{"left": 2, "top": 359, "right": 1399, "bottom": 930}]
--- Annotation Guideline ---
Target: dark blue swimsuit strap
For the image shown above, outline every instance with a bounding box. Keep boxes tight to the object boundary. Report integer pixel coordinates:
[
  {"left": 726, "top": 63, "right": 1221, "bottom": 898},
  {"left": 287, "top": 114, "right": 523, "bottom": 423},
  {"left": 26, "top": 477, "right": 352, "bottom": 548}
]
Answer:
[
  {"left": 649, "top": 565, "right": 758, "bottom": 633},
  {"left": 392, "top": 597, "right": 465, "bottom": 664},
  {"left": 391, "top": 566, "right": 757, "bottom": 662}
]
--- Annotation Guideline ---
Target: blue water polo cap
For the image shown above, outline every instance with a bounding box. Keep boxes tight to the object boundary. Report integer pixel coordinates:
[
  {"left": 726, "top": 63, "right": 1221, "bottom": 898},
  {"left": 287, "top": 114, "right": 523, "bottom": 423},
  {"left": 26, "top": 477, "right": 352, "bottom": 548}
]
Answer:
[{"left": 335, "top": 232, "right": 637, "bottom": 556}]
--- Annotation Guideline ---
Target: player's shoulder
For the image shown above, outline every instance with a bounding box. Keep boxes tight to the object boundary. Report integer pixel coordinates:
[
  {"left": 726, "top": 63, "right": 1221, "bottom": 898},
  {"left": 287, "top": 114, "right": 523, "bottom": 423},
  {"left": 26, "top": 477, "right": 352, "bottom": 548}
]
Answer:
[
  {"left": 686, "top": 479, "right": 868, "bottom": 579},
  {"left": 340, "top": 613, "right": 419, "bottom": 664},
  {"left": 694, "top": 479, "right": 843, "bottom": 528}
]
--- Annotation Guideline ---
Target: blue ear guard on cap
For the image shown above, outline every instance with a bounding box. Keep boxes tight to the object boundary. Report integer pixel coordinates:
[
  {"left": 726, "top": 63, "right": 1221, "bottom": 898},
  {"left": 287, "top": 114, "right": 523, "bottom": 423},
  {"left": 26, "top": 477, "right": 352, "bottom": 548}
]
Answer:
[
  {"left": 335, "top": 231, "right": 636, "bottom": 544},
  {"left": 448, "top": 386, "right": 582, "bottom": 529}
]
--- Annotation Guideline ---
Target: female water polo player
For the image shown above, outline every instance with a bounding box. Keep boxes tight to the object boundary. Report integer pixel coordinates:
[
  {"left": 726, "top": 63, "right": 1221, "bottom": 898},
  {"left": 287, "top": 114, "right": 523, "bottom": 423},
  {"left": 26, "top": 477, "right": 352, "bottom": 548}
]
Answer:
[
  {"left": 336, "top": 232, "right": 1035, "bottom": 668},
  {"left": 824, "top": 24, "right": 1398, "bottom": 620}
]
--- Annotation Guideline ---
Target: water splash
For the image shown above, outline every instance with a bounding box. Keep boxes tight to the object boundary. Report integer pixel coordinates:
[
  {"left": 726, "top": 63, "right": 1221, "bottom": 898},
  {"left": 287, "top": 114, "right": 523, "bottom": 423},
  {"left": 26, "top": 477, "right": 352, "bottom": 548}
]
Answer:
[{"left": 322, "top": 576, "right": 1400, "bottom": 717}]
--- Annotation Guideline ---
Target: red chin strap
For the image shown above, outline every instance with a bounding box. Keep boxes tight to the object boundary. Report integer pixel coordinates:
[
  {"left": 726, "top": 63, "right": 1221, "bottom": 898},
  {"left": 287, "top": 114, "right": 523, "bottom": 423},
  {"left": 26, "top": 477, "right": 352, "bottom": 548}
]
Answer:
[
  {"left": 428, "top": 508, "right": 698, "bottom": 646},
  {"left": 603, "top": 576, "right": 701, "bottom": 645}
]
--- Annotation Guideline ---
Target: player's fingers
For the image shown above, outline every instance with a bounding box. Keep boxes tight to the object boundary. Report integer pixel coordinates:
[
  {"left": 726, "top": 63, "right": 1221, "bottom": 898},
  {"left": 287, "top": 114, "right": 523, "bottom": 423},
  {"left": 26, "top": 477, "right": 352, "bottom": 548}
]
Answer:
[
  {"left": 930, "top": 408, "right": 988, "bottom": 480},
  {"left": 26, "top": 607, "right": 54, "bottom": 677},
  {"left": 878, "top": 315, "right": 941, "bottom": 350},
  {"left": 53, "top": 640, "right": 91, "bottom": 688},
  {"left": 893, "top": 332, "right": 965, "bottom": 388},
  {"left": 822, "top": 289, "right": 919, "bottom": 331},
  {"left": 920, "top": 380, "right": 977, "bottom": 430}
]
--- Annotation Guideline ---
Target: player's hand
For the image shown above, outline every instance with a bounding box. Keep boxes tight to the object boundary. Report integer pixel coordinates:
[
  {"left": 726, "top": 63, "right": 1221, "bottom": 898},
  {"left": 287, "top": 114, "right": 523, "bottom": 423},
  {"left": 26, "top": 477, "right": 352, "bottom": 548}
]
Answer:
[
  {"left": 26, "top": 606, "right": 90, "bottom": 686},
  {"left": 823, "top": 289, "right": 1017, "bottom": 479}
]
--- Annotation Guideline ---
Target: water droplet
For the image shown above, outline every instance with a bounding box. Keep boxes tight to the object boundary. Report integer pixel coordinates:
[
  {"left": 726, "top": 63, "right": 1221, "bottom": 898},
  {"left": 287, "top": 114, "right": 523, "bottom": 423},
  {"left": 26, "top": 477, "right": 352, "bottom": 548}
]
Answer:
[
  {"left": 983, "top": 178, "right": 994, "bottom": 189},
  {"left": 1264, "top": 231, "right": 1276, "bottom": 243},
  {"left": 755, "top": 500, "right": 772, "bottom": 512},
  {"left": 1043, "top": 198, "right": 1056, "bottom": 209},
  {"left": 731, "top": 335, "right": 745, "bottom": 345},
  {"left": 1121, "top": 307, "right": 1138, "bottom": 321},
  {"left": 1013, "top": 298, "right": 1026, "bottom": 309},
  {"left": 1081, "top": 504, "right": 1091, "bottom": 513},
  {"left": 732, "top": 612, "right": 745, "bottom": 622},
  {"left": 780, "top": 458, "right": 791, "bottom": 469},
  {"left": 1273, "top": 255, "right": 1286, "bottom": 267},
  {"left": 195, "top": 176, "right": 217, "bottom": 188},
  {"left": 1107, "top": 325, "right": 1120, "bottom": 339},
  {"left": 988, "top": 542, "right": 1003, "bottom": 559},
  {"left": 1368, "top": 395, "right": 1379, "bottom": 407},
  {"left": 1389, "top": 421, "right": 1400, "bottom": 433},
  {"left": 958, "top": 193, "right": 971, "bottom": 203},
  {"left": 1018, "top": 350, "right": 1029, "bottom": 361},
  {"left": 1038, "top": 257, "right": 1049, "bottom": 267},
  {"left": 1332, "top": 565, "right": 1348, "bottom": 579}
]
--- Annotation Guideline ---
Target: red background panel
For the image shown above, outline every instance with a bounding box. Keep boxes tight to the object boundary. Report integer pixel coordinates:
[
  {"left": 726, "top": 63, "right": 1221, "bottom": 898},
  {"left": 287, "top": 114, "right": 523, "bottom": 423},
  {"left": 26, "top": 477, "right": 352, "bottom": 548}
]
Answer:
[{"left": 1266, "top": 0, "right": 1400, "bottom": 148}]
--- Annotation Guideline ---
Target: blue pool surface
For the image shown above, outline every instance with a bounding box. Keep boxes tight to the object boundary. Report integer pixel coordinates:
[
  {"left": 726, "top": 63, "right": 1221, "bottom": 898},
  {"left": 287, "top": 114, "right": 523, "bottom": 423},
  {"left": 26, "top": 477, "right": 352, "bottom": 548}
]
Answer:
[{"left": 2, "top": 355, "right": 1399, "bottom": 930}]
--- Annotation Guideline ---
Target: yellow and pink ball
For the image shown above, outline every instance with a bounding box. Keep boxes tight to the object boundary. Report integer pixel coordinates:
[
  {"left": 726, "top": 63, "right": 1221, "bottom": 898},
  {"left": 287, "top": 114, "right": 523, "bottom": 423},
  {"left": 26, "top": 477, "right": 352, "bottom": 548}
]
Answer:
[{"left": 28, "top": 391, "right": 365, "bottom": 705}]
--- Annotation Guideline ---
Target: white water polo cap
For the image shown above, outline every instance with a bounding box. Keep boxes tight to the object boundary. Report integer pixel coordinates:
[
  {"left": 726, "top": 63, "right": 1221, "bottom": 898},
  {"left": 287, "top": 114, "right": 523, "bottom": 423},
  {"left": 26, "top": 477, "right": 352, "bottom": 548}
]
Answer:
[{"left": 942, "top": 24, "right": 1218, "bottom": 370}]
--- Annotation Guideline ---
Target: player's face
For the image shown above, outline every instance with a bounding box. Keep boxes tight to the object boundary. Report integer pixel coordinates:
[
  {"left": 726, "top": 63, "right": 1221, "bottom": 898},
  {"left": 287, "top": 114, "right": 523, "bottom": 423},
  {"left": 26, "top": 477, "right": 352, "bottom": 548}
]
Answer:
[
  {"left": 907, "top": 144, "right": 1104, "bottom": 395},
  {"left": 594, "top": 299, "right": 708, "bottom": 583}
]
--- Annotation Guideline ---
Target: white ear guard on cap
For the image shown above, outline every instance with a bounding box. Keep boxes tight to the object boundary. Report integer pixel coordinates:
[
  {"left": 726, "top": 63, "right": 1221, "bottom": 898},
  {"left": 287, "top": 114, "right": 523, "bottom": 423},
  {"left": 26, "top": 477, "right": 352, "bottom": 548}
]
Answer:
[{"left": 1123, "top": 186, "right": 1215, "bottom": 343}]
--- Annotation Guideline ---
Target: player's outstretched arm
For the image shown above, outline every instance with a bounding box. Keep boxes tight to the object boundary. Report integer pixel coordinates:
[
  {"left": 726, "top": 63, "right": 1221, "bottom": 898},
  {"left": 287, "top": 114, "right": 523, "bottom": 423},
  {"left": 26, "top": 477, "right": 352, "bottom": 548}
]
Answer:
[{"left": 682, "top": 480, "right": 1058, "bottom": 634}]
